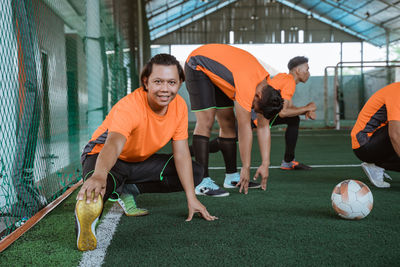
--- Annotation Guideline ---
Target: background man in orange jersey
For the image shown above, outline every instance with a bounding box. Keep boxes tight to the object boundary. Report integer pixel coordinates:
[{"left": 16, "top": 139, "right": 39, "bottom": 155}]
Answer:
[
  {"left": 200, "top": 56, "right": 315, "bottom": 171},
  {"left": 351, "top": 82, "right": 400, "bottom": 188},
  {"left": 75, "top": 54, "right": 216, "bottom": 252},
  {"left": 185, "top": 44, "right": 283, "bottom": 196},
  {"left": 266, "top": 56, "right": 316, "bottom": 170}
]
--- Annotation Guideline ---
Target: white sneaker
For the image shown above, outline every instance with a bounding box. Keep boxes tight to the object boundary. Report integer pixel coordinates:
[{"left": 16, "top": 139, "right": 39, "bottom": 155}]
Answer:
[
  {"left": 361, "top": 163, "right": 390, "bottom": 188},
  {"left": 223, "top": 172, "right": 261, "bottom": 189},
  {"left": 195, "top": 177, "right": 230, "bottom": 197}
]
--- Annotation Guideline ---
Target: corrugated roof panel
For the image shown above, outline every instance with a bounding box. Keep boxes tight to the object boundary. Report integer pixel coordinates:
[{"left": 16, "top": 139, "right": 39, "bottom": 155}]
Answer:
[
  {"left": 354, "top": 3, "right": 384, "bottom": 18},
  {"left": 311, "top": 2, "right": 336, "bottom": 14},
  {"left": 361, "top": 26, "right": 384, "bottom": 36},
  {"left": 339, "top": 15, "right": 361, "bottom": 27},
  {"left": 352, "top": 20, "right": 376, "bottom": 33},
  {"left": 372, "top": 7, "right": 400, "bottom": 24},
  {"left": 148, "top": 0, "right": 237, "bottom": 40},
  {"left": 325, "top": 8, "right": 346, "bottom": 19},
  {"left": 341, "top": 0, "right": 373, "bottom": 10},
  {"left": 386, "top": 17, "right": 400, "bottom": 28}
]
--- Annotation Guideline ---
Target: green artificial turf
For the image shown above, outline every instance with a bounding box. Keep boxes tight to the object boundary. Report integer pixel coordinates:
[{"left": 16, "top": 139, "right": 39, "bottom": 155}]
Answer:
[
  {"left": 104, "top": 167, "right": 400, "bottom": 266},
  {"left": 0, "top": 190, "right": 114, "bottom": 266},
  {"left": 103, "top": 129, "right": 400, "bottom": 266},
  {"left": 1, "top": 129, "right": 399, "bottom": 266}
]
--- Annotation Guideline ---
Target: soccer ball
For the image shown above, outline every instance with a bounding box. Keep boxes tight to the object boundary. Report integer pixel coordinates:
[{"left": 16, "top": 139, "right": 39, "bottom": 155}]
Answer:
[{"left": 331, "top": 179, "right": 373, "bottom": 220}]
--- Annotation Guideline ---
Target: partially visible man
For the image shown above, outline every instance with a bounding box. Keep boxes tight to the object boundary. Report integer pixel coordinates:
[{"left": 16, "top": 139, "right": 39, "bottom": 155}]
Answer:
[
  {"left": 351, "top": 82, "right": 400, "bottom": 188},
  {"left": 267, "top": 56, "right": 315, "bottom": 170},
  {"left": 185, "top": 44, "right": 283, "bottom": 196},
  {"left": 198, "top": 56, "right": 316, "bottom": 171}
]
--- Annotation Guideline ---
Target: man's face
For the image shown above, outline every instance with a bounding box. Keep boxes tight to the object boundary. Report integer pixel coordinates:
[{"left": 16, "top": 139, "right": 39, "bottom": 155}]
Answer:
[
  {"left": 144, "top": 64, "right": 181, "bottom": 114},
  {"left": 252, "top": 92, "right": 262, "bottom": 114},
  {"left": 297, "top": 63, "right": 310, "bottom": 83}
]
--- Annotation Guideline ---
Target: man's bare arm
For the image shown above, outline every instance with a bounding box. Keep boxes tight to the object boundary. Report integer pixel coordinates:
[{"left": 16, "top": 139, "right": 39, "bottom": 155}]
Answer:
[{"left": 389, "top": 120, "right": 400, "bottom": 157}]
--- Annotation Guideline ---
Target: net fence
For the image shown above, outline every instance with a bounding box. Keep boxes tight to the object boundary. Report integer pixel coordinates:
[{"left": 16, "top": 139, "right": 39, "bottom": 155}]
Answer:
[
  {"left": 325, "top": 63, "right": 400, "bottom": 129},
  {"left": 0, "top": 0, "right": 134, "bottom": 240}
]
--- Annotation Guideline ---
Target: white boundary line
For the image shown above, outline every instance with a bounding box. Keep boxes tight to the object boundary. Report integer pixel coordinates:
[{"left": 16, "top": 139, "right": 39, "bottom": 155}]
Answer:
[
  {"left": 209, "top": 164, "right": 361, "bottom": 169},
  {"left": 270, "top": 134, "right": 349, "bottom": 137},
  {"left": 78, "top": 204, "right": 123, "bottom": 267}
]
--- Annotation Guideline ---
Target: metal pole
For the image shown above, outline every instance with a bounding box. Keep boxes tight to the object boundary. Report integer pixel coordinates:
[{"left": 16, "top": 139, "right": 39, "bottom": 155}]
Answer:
[
  {"left": 86, "top": 0, "right": 104, "bottom": 137},
  {"left": 138, "top": 0, "right": 144, "bottom": 71},
  {"left": 386, "top": 30, "right": 391, "bottom": 84},
  {"left": 334, "top": 66, "right": 340, "bottom": 130},
  {"left": 324, "top": 67, "right": 328, "bottom": 127},
  {"left": 360, "top": 41, "right": 365, "bottom": 109}
]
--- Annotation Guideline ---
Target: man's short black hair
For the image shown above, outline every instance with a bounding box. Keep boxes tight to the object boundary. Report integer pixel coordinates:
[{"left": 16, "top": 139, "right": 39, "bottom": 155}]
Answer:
[
  {"left": 287, "top": 56, "right": 308, "bottom": 71},
  {"left": 258, "top": 85, "right": 284, "bottom": 120},
  {"left": 140, "top": 53, "right": 185, "bottom": 91}
]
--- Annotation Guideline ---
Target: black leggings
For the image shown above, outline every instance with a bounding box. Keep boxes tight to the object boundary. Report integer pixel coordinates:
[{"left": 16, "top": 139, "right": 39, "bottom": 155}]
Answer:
[
  {"left": 353, "top": 125, "right": 400, "bottom": 172},
  {"left": 271, "top": 115, "right": 300, "bottom": 162},
  {"left": 82, "top": 154, "right": 204, "bottom": 202},
  {"left": 197, "top": 115, "right": 301, "bottom": 164}
]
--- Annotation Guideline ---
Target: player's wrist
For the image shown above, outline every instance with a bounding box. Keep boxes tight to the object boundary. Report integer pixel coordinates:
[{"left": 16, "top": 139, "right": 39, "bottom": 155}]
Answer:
[{"left": 185, "top": 190, "right": 197, "bottom": 201}]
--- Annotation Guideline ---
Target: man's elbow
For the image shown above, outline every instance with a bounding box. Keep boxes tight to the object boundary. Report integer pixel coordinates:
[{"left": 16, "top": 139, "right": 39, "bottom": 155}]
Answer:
[
  {"left": 389, "top": 122, "right": 400, "bottom": 141},
  {"left": 389, "top": 130, "right": 400, "bottom": 145},
  {"left": 278, "top": 110, "right": 288, "bottom": 118}
]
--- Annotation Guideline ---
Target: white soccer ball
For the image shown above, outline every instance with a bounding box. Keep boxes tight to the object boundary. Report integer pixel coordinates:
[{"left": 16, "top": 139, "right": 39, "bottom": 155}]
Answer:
[{"left": 331, "top": 179, "right": 373, "bottom": 220}]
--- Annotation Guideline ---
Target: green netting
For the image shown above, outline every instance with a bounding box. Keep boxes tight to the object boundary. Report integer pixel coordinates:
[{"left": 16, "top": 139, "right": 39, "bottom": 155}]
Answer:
[
  {"left": 334, "top": 64, "right": 400, "bottom": 128},
  {"left": 0, "top": 0, "right": 136, "bottom": 240}
]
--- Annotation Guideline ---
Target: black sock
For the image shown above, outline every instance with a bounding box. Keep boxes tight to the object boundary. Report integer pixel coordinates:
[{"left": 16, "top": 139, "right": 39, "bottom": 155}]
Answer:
[
  {"left": 189, "top": 137, "right": 218, "bottom": 156},
  {"left": 192, "top": 135, "right": 210, "bottom": 178},
  {"left": 283, "top": 116, "right": 299, "bottom": 162},
  {"left": 218, "top": 137, "right": 237, "bottom": 174},
  {"left": 209, "top": 138, "right": 220, "bottom": 153}
]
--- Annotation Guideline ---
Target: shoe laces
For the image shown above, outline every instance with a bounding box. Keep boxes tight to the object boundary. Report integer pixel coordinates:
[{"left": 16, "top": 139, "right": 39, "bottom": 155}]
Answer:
[
  {"left": 225, "top": 172, "right": 240, "bottom": 183},
  {"left": 120, "top": 194, "right": 137, "bottom": 209},
  {"left": 371, "top": 165, "right": 385, "bottom": 180},
  {"left": 383, "top": 172, "right": 392, "bottom": 180},
  {"left": 201, "top": 177, "right": 220, "bottom": 190}
]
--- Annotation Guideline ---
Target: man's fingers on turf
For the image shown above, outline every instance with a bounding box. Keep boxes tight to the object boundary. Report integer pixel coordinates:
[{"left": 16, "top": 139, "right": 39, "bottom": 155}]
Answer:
[
  {"left": 239, "top": 184, "right": 248, "bottom": 194},
  {"left": 201, "top": 211, "right": 214, "bottom": 221},
  {"left": 261, "top": 182, "right": 267, "bottom": 191},
  {"left": 203, "top": 212, "right": 218, "bottom": 221},
  {"left": 261, "top": 177, "right": 268, "bottom": 191},
  {"left": 186, "top": 212, "right": 194, "bottom": 222},
  {"left": 253, "top": 173, "right": 260, "bottom": 181}
]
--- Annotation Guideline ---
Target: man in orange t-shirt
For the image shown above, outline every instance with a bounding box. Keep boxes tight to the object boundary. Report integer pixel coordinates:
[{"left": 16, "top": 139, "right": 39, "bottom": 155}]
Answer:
[
  {"left": 74, "top": 54, "right": 216, "bottom": 252},
  {"left": 185, "top": 44, "right": 283, "bottom": 195},
  {"left": 351, "top": 82, "right": 400, "bottom": 188},
  {"left": 203, "top": 56, "right": 315, "bottom": 171},
  {"left": 266, "top": 56, "right": 316, "bottom": 170}
]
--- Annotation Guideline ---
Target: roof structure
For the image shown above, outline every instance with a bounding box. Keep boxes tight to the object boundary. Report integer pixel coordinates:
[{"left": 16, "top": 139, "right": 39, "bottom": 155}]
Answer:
[{"left": 146, "top": 0, "right": 400, "bottom": 47}]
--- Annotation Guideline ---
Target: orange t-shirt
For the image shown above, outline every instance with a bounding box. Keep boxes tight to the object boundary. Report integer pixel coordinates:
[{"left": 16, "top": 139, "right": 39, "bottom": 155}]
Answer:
[
  {"left": 186, "top": 44, "right": 269, "bottom": 112},
  {"left": 84, "top": 88, "right": 188, "bottom": 162},
  {"left": 351, "top": 82, "right": 400, "bottom": 149},
  {"left": 268, "top": 73, "right": 296, "bottom": 100}
]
